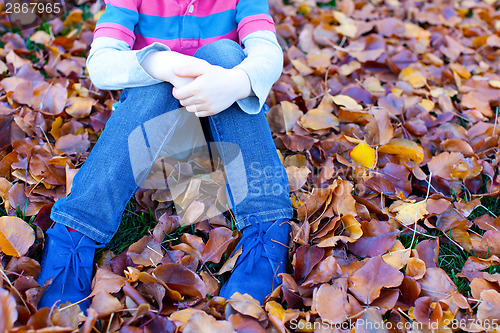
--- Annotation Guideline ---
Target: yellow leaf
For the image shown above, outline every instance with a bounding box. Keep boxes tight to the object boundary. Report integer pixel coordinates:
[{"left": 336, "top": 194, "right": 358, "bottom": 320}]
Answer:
[
  {"left": 333, "top": 11, "right": 357, "bottom": 38},
  {"left": 364, "top": 77, "right": 385, "bottom": 93},
  {"left": 50, "top": 117, "right": 63, "bottom": 140},
  {"left": 342, "top": 214, "right": 362, "bottom": 240},
  {"left": 349, "top": 140, "right": 377, "bottom": 168},
  {"left": 0, "top": 216, "right": 35, "bottom": 257},
  {"left": 331, "top": 94, "right": 363, "bottom": 112},
  {"left": 338, "top": 61, "right": 361, "bottom": 76},
  {"left": 382, "top": 239, "right": 411, "bottom": 269},
  {"left": 265, "top": 301, "right": 285, "bottom": 321},
  {"left": 419, "top": 99, "right": 435, "bottom": 112},
  {"left": 390, "top": 200, "right": 428, "bottom": 226},
  {"left": 398, "top": 67, "right": 426, "bottom": 88},
  {"left": 489, "top": 80, "right": 500, "bottom": 89},
  {"left": 378, "top": 138, "right": 424, "bottom": 164},
  {"left": 450, "top": 63, "right": 471, "bottom": 79}
]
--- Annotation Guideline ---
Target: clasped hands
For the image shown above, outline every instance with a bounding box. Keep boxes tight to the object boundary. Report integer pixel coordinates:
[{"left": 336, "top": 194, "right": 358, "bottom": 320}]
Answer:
[{"left": 141, "top": 51, "right": 252, "bottom": 117}]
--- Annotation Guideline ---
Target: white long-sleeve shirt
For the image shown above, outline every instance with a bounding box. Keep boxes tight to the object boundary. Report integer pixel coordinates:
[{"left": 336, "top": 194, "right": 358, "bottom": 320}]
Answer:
[{"left": 86, "top": 30, "right": 284, "bottom": 114}]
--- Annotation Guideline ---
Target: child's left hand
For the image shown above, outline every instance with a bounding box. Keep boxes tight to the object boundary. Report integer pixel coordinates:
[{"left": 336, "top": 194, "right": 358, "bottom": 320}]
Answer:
[{"left": 172, "top": 64, "right": 252, "bottom": 117}]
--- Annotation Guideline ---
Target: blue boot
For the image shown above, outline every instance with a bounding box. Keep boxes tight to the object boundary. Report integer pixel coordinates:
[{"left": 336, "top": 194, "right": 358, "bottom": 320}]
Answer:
[
  {"left": 37, "top": 223, "right": 103, "bottom": 310},
  {"left": 219, "top": 216, "right": 290, "bottom": 303}
]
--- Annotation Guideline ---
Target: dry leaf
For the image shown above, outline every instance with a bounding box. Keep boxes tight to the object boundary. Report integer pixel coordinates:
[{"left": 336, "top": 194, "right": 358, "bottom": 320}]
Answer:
[{"left": 0, "top": 216, "right": 35, "bottom": 257}]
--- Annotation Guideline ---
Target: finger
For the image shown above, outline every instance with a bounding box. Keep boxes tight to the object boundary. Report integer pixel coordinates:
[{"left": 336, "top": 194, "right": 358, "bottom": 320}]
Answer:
[
  {"left": 178, "top": 96, "right": 198, "bottom": 108},
  {"left": 172, "top": 84, "right": 197, "bottom": 101},
  {"left": 195, "top": 111, "right": 214, "bottom": 118},
  {"left": 185, "top": 104, "right": 198, "bottom": 113},
  {"left": 174, "top": 64, "right": 210, "bottom": 78}
]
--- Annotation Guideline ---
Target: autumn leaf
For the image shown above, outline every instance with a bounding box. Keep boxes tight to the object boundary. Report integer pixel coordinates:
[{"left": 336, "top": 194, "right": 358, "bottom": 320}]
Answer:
[
  {"left": 201, "top": 227, "right": 237, "bottom": 264},
  {"left": 313, "top": 283, "right": 347, "bottom": 324},
  {"left": 184, "top": 311, "right": 235, "bottom": 333},
  {"left": 349, "top": 140, "right": 377, "bottom": 168},
  {"left": 0, "top": 289, "right": 17, "bottom": 332},
  {"left": 348, "top": 256, "right": 404, "bottom": 304},
  {"left": 378, "top": 138, "right": 424, "bottom": 164},
  {"left": 389, "top": 200, "right": 428, "bottom": 226},
  {"left": 90, "top": 291, "right": 124, "bottom": 318},
  {"left": 0, "top": 216, "right": 35, "bottom": 257}
]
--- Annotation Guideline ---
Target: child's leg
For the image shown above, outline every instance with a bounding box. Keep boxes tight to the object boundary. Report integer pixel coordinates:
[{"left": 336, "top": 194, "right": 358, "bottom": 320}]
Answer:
[
  {"left": 50, "top": 83, "right": 182, "bottom": 243},
  {"left": 192, "top": 40, "right": 294, "bottom": 302},
  {"left": 38, "top": 82, "right": 184, "bottom": 308}
]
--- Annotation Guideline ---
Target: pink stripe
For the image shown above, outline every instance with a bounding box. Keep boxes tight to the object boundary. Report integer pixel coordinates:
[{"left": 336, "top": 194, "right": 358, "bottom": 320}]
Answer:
[
  {"left": 195, "top": 0, "right": 238, "bottom": 17},
  {"left": 94, "top": 23, "right": 136, "bottom": 48},
  {"left": 238, "top": 15, "right": 275, "bottom": 40},
  {"left": 133, "top": 30, "right": 239, "bottom": 56},
  {"left": 105, "top": 0, "right": 140, "bottom": 12},
  {"left": 137, "top": 0, "right": 238, "bottom": 17}
]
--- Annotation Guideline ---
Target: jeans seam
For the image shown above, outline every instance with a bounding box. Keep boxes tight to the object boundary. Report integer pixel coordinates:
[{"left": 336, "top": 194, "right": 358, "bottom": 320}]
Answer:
[
  {"left": 208, "top": 114, "right": 240, "bottom": 216},
  {"left": 51, "top": 210, "right": 108, "bottom": 239},
  {"left": 128, "top": 86, "right": 181, "bottom": 195},
  {"left": 134, "top": 117, "right": 180, "bottom": 191},
  {"left": 236, "top": 208, "right": 293, "bottom": 228}
]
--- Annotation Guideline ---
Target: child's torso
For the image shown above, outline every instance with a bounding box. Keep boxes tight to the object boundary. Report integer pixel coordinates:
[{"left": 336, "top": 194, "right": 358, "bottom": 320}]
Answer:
[{"left": 132, "top": 0, "right": 240, "bottom": 54}]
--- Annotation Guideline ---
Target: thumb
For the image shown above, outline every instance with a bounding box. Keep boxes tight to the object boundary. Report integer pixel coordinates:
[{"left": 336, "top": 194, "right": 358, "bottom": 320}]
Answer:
[{"left": 174, "top": 64, "right": 210, "bottom": 78}]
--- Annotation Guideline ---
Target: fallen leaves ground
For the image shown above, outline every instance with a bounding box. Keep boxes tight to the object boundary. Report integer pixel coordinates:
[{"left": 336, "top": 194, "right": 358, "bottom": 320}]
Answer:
[{"left": 0, "top": 0, "right": 500, "bottom": 332}]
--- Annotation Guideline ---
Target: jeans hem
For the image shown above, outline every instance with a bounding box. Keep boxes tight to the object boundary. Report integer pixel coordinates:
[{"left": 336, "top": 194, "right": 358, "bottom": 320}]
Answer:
[
  {"left": 50, "top": 209, "right": 113, "bottom": 244},
  {"left": 235, "top": 208, "right": 294, "bottom": 230}
]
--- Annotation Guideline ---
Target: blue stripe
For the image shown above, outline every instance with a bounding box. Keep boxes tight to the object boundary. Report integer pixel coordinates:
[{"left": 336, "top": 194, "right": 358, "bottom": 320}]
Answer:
[
  {"left": 96, "top": 4, "right": 139, "bottom": 32},
  {"left": 236, "top": 0, "right": 271, "bottom": 24},
  {"left": 135, "top": 9, "right": 238, "bottom": 40}
]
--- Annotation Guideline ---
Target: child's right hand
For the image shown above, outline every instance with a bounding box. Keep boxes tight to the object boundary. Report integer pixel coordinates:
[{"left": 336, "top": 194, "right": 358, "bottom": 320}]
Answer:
[{"left": 140, "top": 51, "right": 210, "bottom": 88}]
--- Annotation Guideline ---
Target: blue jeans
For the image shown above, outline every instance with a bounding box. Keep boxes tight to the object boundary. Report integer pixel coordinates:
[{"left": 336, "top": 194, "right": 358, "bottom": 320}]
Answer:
[{"left": 50, "top": 39, "right": 293, "bottom": 243}]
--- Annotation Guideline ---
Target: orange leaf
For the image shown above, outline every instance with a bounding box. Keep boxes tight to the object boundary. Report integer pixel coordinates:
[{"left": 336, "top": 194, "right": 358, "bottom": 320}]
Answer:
[
  {"left": 0, "top": 216, "right": 35, "bottom": 257},
  {"left": 378, "top": 138, "right": 424, "bottom": 164}
]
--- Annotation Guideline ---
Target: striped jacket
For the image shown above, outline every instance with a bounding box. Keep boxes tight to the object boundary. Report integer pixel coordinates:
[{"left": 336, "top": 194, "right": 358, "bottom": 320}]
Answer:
[{"left": 94, "top": 0, "right": 276, "bottom": 55}]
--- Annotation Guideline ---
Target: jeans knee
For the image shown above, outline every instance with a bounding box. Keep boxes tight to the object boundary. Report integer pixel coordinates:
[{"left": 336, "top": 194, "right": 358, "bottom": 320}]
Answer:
[
  {"left": 120, "top": 82, "right": 174, "bottom": 103},
  {"left": 194, "top": 39, "right": 246, "bottom": 69}
]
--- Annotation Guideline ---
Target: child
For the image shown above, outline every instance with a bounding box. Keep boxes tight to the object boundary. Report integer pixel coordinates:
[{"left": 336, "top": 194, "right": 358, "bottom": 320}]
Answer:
[{"left": 36, "top": 0, "right": 293, "bottom": 310}]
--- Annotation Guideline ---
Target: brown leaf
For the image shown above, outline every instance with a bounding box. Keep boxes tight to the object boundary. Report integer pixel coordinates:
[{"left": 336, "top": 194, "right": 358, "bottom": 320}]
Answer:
[
  {"left": 40, "top": 83, "right": 68, "bottom": 116},
  {"left": 201, "top": 227, "right": 237, "bottom": 264},
  {"left": 183, "top": 311, "right": 235, "bottom": 333},
  {"left": 293, "top": 245, "right": 324, "bottom": 283},
  {"left": 312, "top": 283, "right": 347, "bottom": 324},
  {"left": 127, "top": 236, "right": 163, "bottom": 266},
  {"left": 285, "top": 166, "right": 310, "bottom": 191},
  {"left": 55, "top": 133, "right": 90, "bottom": 155},
  {"left": 301, "top": 255, "right": 342, "bottom": 288},
  {"left": 355, "top": 307, "right": 389, "bottom": 333},
  {"left": 228, "top": 313, "right": 266, "bottom": 333},
  {"left": 348, "top": 256, "right": 404, "bottom": 304},
  {"left": 0, "top": 288, "right": 17, "bottom": 332},
  {"left": 90, "top": 291, "right": 123, "bottom": 318},
  {"left": 266, "top": 101, "right": 303, "bottom": 133},
  {"left": 226, "top": 292, "right": 267, "bottom": 321},
  {"left": 64, "top": 97, "right": 95, "bottom": 119},
  {"left": 349, "top": 219, "right": 399, "bottom": 257},
  {"left": 477, "top": 290, "right": 500, "bottom": 322},
  {"left": 418, "top": 267, "right": 457, "bottom": 303},
  {"left": 153, "top": 263, "right": 207, "bottom": 298},
  {"left": 90, "top": 268, "right": 126, "bottom": 297}
]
